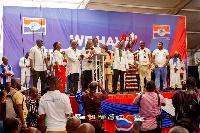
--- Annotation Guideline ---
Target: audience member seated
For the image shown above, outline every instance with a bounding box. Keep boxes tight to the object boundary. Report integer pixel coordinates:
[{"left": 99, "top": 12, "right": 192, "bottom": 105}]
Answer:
[
  {"left": 133, "top": 80, "right": 166, "bottom": 133},
  {"left": 169, "top": 126, "right": 189, "bottom": 133},
  {"left": 176, "top": 118, "right": 200, "bottom": 133},
  {"left": 77, "top": 123, "right": 95, "bottom": 133},
  {"left": 81, "top": 81, "right": 108, "bottom": 133},
  {"left": 24, "top": 127, "right": 40, "bottom": 133},
  {"left": 3, "top": 117, "right": 20, "bottom": 133},
  {"left": 0, "top": 90, "right": 7, "bottom": 133},
  {"left": 66, "top": 116, "right": 81, "bottom": 133}
]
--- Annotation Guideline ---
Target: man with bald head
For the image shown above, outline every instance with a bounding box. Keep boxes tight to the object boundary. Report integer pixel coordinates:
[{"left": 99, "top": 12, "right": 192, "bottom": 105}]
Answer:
[
  {"left": 78, "top": 123, "right": 95, "bottom": 133},
  {"left": 26, "top": 87, "right": 39, "bottom": 127},
  {"left": 169, "top": 126, "right": 189, "bottom": 133},
  {"left": 112, "top": 37, "right": 129, "bottom": 94},
  {"left": 134, "top": 41, "right": 151, "bottom": 92},
  {"left": 0, "top": 56, "right": 14, "bottom": 91},
  {"left": 81, "top": 81, "right": 108, "bottom": 133},
  {"left": 3, "top": 117, "right": 20, "bottom": 133},
  {"left": 66, "top": 40, "right": 82, "bottom": 96},
  {"left": 6, "top": 78, "right": 28, "bottom": 130},
  {"left": 66, "top": 116, "right": 81, "bottom": 133},
  {"left": 29, "top": 39, "right": 49, "bottom": 95},
  {"left": 81, "top": 40, "right": 95, "bottom": 92},
  {"left": 24, "top": 127, "right": 40, "bottom": 133}
]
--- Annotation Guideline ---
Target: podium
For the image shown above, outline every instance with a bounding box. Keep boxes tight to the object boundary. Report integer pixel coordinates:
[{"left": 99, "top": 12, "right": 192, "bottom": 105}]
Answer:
[{"left": 91, "top": 53, "right": 106, "bottom": 91}]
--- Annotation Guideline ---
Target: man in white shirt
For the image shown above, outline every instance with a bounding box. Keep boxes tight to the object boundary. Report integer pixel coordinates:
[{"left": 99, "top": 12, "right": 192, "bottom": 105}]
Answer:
[
  {"left": 19, "top": 52, "right": 31, "bottom": 88},
  {"left": 66, "top": 40, "right": 82, "bottom": 96},
  {"left": 29, "top": 39, "right": 49, "bottom": 95},
  {"left": 135, "top": 41, "right": 151, "bottom": 92},
  {"left": 81, "top": 40, "right": 95, "bottom": 92},
  {"left": 152, "top": 42, "right": 170, "bottom": 92},
  {"left": 39, "top": 76, "right": 73, "bottom": 133},
  {"left": 92, "top": 38, "right": 101, "bottom": 82},
  {"left": 92, "top": 38, "right": 101, "bottom": 54},
  {"left": 112, "top": 38, "right": 129, "bottom": 94},
  {"left": 169, "top": 51, "right": 181, "bottom": 89}
]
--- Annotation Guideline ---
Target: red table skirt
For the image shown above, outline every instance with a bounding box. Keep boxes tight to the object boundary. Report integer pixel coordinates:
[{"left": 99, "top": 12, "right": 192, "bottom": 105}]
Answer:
[{"left": 69, "top": 93, "right": 174, "bottom": 133}]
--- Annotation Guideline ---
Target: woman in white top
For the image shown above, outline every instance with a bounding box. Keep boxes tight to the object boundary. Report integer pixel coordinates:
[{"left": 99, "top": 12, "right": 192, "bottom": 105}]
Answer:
[{"left": 53, "top": 42, "right": 66, "bottom": 93}]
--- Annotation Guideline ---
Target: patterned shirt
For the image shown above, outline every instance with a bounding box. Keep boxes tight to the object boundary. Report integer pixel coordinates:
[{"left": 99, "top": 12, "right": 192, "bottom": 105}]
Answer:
[
  {"left": 26, "top": 96, "right": 39, "bottom": 127},
  {"left": 172, "top": 90, "right": 200, "bottom": 122},
  {"left": 134, "top": 92, "right": 166, "bottom": 131},
  {"left": 0, "top": 64, "right": 14, "bottom": 84}
]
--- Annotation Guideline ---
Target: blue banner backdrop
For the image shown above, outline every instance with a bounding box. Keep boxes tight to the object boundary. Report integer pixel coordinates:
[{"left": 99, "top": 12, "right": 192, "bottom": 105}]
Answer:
[{"left": 3, "top": 6, "right": 181, "bottom": 82}]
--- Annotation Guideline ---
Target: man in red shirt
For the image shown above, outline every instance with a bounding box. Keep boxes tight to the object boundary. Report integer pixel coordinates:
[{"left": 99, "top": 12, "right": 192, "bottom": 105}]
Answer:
[{"left": 81, "top": 81, "right": 108, "bottom": 133}]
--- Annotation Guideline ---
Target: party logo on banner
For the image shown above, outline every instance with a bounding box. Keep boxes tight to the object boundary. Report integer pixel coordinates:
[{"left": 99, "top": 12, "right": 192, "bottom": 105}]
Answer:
[
  {"left": 23, "top": 17, "right": 46, "bottom": 35},
  {"left": 153, "top": 25, "right": 170, "bottom": 39}
]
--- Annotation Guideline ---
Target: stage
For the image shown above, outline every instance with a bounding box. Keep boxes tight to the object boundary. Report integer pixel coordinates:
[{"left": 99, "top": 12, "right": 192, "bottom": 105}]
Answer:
[{"left": 69, "top": 92, "right": 175, "bottom": 133}]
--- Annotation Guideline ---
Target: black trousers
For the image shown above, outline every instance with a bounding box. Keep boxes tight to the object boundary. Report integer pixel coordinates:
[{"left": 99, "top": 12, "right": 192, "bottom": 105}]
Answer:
[
  {"left": 113, "top": 69, "right": 125, "bottom": 92},
  {"left": 69, "top": 73, "right": 79, "bottom": 95},
  {"left": 83, "top": 70, "right": 92, "bottom": 92},
  {"left": 32, "top": 71, "right": 47, "bottom": 96},
  {"left": 140, "top": 128, "right": 157, "bottom": 133},
  {"left": 0, "top": 84, "right": 5, "bottom": 91}
]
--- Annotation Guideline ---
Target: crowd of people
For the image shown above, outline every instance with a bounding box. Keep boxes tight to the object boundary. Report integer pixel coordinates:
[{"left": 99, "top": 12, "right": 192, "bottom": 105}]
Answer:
[
  {"left": 0, "top": 77, "right": 99, "bottom": 133},
  {"left": 0, "top": 76, "right": 199, "bottom": 133},
  {"left": 0, "top": 35, "right": 187, "bottom": 96},
  {"left": 0, "top": 35, "right": 197, "bottom": 133}
]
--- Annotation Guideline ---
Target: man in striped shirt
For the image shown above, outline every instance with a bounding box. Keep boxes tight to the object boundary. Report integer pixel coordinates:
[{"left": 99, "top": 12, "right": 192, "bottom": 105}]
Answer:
[{"left": 172, "top": 77, "right": 200, "bottom": 124}]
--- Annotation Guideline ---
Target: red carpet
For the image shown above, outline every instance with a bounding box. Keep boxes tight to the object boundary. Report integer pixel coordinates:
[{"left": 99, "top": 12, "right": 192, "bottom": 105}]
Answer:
[{"left": 69, "top": 93, "right": 174, "bottom": 133}]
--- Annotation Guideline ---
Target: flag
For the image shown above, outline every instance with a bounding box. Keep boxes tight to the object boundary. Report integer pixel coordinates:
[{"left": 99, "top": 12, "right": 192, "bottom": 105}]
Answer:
[
  {"left": 23, "top": 17, "right": 46, "bottom": 35},
  {"left": 153, "top": 25, "right": 170, "bottom": 39}
]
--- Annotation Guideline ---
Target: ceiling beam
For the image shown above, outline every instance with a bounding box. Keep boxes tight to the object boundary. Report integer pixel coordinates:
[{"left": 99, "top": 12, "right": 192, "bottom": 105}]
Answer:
[
  {"left": 77, "top": 0, "right": 91, "bottom": 9},
  {"left": 181, "top": 8, "right": 200, "bottom": 12},
  {"left": 167, "top": 0, "right": 192, "bottom": 15},
  {"left": 187, "top": 31, "right": 200, "bottom": 34},
  {"left": 88, "top": 2, "right": 172, "bottom": 10}
]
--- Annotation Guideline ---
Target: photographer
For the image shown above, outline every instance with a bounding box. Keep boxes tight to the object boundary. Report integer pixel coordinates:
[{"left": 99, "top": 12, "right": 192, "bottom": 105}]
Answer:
[
  {"left": 81, "top": 81, "right": 108, "bottom": 133},
  {"left": 133, "top": 81, "right": 166, "bottom": 133}
]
